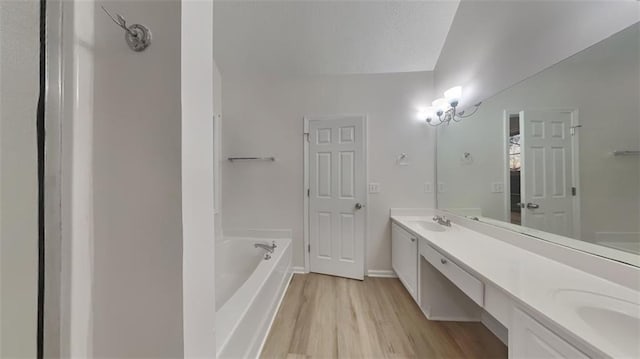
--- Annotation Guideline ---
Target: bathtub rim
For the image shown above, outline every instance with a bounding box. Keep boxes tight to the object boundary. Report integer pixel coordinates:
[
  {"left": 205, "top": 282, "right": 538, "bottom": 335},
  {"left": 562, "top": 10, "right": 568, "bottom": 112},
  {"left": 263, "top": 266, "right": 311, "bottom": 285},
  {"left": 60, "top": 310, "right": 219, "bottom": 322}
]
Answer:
[
  {"left": 215, "top": 238, "right": 266, "bottom": 311},
  {"left": 215, "top": 236, "right": 292, "bottom": 356},
  {"left": 254, "top": 267, "right": 294, "bottom": 358}
]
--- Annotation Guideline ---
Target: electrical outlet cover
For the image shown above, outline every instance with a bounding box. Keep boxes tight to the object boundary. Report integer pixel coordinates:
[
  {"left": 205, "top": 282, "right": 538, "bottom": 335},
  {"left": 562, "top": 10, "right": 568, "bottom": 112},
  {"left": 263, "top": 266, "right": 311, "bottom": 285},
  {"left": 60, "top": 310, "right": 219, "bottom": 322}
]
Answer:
[{"left": 491, "top": 182, "right": 504, "bottom": 193}]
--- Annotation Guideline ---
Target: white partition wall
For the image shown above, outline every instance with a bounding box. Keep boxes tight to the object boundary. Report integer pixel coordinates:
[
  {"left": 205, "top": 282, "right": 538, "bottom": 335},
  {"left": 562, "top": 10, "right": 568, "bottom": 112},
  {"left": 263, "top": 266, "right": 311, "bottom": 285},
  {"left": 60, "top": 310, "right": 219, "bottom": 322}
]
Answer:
[
  {"left": 58, "top": 0, "right": 185, "bottom": 356},
  {"left": 181, "top": 1, "right": 216, "bottom": 357},
  {"left": 0, "top": 1, "right": 40, "bottom": 357},
  {"left": 58, "top": 1, "right": 95, "bottom": 357}
]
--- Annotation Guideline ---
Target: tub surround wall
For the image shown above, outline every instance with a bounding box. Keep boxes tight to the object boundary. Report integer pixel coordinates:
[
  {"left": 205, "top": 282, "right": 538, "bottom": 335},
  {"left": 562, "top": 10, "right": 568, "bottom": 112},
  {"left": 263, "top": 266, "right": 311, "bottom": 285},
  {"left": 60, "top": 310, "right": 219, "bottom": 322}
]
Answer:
[{"left": 221, "top": 72, "right": 436, "bottom": 272}]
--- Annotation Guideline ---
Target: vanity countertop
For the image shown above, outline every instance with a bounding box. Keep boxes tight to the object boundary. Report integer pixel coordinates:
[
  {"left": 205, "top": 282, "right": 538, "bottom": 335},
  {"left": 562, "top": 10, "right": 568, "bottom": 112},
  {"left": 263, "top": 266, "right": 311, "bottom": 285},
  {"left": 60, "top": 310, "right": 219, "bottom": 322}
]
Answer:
[{"left": 391, "top": 215, "right": 640, "bottom": 359}]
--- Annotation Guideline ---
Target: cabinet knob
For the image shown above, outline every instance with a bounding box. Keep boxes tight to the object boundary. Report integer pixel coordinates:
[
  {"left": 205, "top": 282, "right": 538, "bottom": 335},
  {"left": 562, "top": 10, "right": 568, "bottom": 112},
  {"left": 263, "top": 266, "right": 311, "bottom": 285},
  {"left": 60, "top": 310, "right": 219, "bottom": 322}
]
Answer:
[{"left": 440, "top": 258, "right": 448, "bottom": 264}]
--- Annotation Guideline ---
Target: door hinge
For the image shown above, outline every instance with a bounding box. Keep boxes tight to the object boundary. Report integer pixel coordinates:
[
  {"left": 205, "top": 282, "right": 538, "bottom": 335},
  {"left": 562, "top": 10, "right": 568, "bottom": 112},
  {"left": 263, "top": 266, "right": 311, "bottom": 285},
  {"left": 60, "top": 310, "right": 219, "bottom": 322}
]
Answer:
[
  {"left": 572, "top": 187, "right": 577, "bottom": 196},
  {"left": 304, "top": 132, "right": 310, "bottom": 142},
  {"left": 570, "top": 125, "right": 582, "bottom": 136},
  {"left": 308, "top": 244, "right": 310, "bottom": 253},
  {"left": 307, "top": 188, "right": 310, "bottom": 197}
]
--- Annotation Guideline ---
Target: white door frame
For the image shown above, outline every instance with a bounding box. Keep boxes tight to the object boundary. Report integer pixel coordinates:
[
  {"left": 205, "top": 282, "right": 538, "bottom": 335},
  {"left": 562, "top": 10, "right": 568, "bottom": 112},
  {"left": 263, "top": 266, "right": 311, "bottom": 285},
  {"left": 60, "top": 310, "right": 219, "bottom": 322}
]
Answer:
[
  {"left": 303, "top": 115, "right": 368, "bottom": 277},
  {"left": 502, "top": 108, "right": 581, "bottom": 239}
]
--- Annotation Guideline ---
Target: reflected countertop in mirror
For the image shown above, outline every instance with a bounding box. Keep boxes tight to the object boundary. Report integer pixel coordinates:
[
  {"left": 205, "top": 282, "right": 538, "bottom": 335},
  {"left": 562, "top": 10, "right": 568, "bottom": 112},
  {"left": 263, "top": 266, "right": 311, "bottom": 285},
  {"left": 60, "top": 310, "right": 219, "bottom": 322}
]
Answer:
[{"left": 436, "top": 23, "right": 640, "bottom": 267}]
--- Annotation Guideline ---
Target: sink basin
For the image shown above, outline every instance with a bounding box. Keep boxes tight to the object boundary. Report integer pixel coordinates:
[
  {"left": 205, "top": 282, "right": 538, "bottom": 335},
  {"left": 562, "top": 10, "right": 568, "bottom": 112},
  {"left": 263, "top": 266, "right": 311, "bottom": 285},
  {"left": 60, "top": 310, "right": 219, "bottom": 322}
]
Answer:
[
  {"left": 553, "top": 289, "right": 640, "bottom": 357},
  {"left": 409, "top": 220, "right": 447, "bottom": 232}
]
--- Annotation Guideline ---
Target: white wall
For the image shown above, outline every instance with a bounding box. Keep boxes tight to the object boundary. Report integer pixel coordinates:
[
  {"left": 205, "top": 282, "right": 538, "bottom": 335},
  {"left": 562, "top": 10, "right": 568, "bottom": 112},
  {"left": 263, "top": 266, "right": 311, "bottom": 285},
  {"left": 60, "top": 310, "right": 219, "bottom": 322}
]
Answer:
[
  {"left": 181, "top": 0, "right": 216, "bottom": 357},
  {"left": 0, "top": 1, "right": 39, "bottom": 357},
  {"left": 438, "top": 24, "right": 640, "bottom": 245},
  {"left": 222, "top": 72, "right": 435, "bottom": 271},
  {"left": 90, "top": 1, "right": 183, "bottom": 357},
  {"left": 213, "top": 1, "right": 459, "bottom": 76},
  {"left": 434, "top": 0, "right": 640, "bottom": 110}
]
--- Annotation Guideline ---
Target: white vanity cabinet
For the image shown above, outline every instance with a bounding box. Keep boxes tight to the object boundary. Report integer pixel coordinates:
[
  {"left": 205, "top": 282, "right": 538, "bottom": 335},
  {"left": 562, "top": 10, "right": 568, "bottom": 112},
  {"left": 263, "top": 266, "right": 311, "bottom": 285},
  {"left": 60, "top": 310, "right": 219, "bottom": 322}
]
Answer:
[
  {"left": 510, "top": 309, "right": 588, "bottom": 358},
  {"left": 420, "top": 242, "right": 484, "bottom": 306},
  {"left": 390, "top": 213, "right": 631, "bottom": 359},
  {"left": 391, "top": 223, "right": 418, "bottom": 302},
  {"left": 418, "top": 238, "right": 484, "bottom": 321}
]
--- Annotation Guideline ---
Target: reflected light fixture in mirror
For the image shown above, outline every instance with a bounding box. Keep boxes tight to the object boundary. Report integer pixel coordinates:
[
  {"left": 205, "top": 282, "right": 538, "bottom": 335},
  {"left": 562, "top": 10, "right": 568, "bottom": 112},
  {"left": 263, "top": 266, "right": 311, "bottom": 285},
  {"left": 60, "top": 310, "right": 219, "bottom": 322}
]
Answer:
[
  {"left": 420, "top": 86, "right": 483, "bottom": 126},
  {"left": 416, "top": 107, "right": 438, "bottom": 125},
  {"left": 444, "top": 86, "right": 462, "bottom": 107},
  {"left": 433, "top": 98, "right": 449, "bottom": 115}
]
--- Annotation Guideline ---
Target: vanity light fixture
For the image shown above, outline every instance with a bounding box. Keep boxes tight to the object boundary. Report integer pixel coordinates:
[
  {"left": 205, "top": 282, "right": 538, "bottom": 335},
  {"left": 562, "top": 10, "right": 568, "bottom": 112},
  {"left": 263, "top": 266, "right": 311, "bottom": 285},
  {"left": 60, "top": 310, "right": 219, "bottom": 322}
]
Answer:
[{"left": 421, "top": 86, "right": 482, "bottom": 127}]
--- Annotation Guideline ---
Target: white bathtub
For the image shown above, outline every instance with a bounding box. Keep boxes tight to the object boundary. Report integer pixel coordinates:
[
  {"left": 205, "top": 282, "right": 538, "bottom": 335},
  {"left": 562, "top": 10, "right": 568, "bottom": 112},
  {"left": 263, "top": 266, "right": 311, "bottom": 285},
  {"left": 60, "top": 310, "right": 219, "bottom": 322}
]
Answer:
[{"left": 215, "top": 230, "right": 293, "bottom": 358}]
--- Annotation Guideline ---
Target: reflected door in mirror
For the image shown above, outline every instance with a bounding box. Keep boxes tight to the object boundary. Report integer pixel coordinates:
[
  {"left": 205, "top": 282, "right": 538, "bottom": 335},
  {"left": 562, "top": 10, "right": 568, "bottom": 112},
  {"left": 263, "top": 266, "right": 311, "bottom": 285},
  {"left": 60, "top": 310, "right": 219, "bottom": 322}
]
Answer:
[{"left": 520, "top": 109, "right": 577, "bottom": 238}]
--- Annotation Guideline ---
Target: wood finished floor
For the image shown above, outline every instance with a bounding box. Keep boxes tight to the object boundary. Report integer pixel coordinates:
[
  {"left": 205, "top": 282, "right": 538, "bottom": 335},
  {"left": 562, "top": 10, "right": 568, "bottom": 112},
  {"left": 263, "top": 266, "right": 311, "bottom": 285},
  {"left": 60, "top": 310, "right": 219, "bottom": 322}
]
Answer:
[{"left": 261, "top": 273, "right": 507, "bottom": 359}]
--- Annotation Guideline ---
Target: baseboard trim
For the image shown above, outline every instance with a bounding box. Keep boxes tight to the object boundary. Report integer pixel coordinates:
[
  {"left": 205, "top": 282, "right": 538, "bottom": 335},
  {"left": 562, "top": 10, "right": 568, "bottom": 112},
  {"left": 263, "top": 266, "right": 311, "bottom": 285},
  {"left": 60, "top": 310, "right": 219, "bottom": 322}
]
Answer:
[
  {"left": 367, "top": 270, "right": 397, "bottom": 278},
  {"left": 481, "top": 311, "right": 508, "bottom": 345},
  {"left": 291, "top": 266, "right": 306, "bottom": 274},
  {"left": 292, "top": 268, "right": 396, "bottom": 277}
]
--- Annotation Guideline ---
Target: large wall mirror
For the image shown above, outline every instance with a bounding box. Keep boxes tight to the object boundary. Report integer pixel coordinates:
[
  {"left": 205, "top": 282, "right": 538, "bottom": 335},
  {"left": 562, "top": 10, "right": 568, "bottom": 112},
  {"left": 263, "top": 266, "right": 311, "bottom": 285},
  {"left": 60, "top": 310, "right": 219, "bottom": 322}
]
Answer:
[{"left": 436, "top": 23, "right": 639, "bottom": 267}]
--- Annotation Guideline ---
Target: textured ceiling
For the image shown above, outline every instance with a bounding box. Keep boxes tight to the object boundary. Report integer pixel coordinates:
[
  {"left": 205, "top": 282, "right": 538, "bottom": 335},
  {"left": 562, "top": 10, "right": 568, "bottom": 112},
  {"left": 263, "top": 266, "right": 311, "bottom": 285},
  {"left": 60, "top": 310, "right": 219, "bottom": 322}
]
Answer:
[{"left": 213, "top": 1, "right": 460, "bottom": 75}]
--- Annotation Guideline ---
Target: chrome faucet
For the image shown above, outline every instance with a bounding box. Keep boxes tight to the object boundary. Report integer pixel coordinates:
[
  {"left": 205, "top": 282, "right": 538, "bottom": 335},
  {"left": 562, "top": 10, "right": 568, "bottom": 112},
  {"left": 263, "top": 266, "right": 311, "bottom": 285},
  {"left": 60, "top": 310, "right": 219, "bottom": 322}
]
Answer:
[
  {"left": 254, "top": 241, "right": 277, "bottom": 253},
  {"left": 432, "top": 215, "right": 452, "bottom": 227}
]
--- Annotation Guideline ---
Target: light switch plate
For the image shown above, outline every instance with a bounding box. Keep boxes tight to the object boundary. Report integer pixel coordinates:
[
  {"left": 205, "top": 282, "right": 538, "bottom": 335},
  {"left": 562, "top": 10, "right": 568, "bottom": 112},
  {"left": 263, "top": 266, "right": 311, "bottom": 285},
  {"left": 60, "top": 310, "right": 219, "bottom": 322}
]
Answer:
[
  {"left": 368, "top": 183, "right": 381, "bottom": 194},
  {"left": 438, "top": 182, "right": 446, "bottom": 193},
  {"left": 424, "top": 182, "right": 433, "bottom": 193},
  {"left": 491, "top": 182, "right": 504, "bottom": 193}
]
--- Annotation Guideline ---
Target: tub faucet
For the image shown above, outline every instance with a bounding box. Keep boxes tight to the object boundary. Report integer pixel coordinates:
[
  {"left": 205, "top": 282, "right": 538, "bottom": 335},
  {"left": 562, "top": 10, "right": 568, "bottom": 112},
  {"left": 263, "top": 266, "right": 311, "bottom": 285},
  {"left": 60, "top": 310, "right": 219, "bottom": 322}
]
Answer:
[
  {"left": 255, "top": 241, "right": 277, "bottom": 253},
  {"left": 432, "top": 215, "right": 452, "bottom": 227}
]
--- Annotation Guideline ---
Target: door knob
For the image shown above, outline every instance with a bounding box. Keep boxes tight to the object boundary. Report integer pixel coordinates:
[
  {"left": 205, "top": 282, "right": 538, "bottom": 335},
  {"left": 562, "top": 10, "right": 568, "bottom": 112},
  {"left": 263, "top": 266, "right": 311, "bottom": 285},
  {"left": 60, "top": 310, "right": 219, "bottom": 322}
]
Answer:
[
  {"left": 355, "top": 203, "right": 365, "bottom": 210},
  {"left": 526, "top": 203, "right": 540, "bottom": 209}
]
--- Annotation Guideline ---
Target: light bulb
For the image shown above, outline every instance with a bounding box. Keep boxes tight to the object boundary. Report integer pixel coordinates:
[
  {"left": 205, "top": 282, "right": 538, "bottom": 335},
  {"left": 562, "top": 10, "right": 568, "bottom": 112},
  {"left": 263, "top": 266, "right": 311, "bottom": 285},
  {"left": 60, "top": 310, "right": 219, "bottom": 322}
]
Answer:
[
  {"left": 427, "top": 116, "right": 442, "bottom": 126},
  {"left": 417, "top": 107, "right": 436, "bottom": 122},
  {"left": 432, "top": 98, "right": 449, "bottom": 115},
  {"left": 444, "top": 86, "right": 462, "bottom": 107}
]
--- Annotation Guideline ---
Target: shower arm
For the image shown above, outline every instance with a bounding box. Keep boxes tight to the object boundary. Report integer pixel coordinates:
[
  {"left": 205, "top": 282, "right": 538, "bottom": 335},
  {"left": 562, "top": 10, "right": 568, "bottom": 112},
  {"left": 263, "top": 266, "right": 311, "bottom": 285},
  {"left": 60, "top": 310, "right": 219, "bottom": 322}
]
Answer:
[
  {"left": 101, "top": 6, "right": 137, "bottom": 38},
  {"left": 100, "top": 6, "right": 152, "bottom": 52}
]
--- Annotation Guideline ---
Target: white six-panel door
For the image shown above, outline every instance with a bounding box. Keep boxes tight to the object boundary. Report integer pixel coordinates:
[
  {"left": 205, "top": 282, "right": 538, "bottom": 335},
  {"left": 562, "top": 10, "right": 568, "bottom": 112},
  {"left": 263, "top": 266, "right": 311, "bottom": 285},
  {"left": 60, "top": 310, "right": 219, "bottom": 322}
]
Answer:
[
  {"left": 308, "top": 116, "right": 366, "bottom": 280},
  {"left": 520, "top": 110, "right": 576, "bottom": 238}
]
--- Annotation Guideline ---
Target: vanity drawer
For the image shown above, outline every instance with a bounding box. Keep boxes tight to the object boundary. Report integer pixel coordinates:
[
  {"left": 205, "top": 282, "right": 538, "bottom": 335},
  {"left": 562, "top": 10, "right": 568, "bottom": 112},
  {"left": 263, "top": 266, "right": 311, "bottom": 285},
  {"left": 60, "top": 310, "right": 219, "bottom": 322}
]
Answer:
[{"left": 420, "top": 244, "right": 484, "bottom": 306}]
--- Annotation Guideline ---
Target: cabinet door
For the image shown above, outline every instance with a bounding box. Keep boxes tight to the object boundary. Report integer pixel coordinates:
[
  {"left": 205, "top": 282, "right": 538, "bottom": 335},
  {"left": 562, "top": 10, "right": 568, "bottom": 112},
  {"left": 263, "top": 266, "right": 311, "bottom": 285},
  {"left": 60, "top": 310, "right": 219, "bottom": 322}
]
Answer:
[
  {"left": 391, "top": 223, "right": 418, "bottom": 301},
  {"left": 510, "top": 308, "right": 588, "bottom": 359}
]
